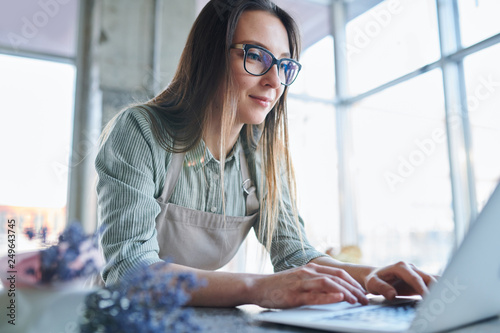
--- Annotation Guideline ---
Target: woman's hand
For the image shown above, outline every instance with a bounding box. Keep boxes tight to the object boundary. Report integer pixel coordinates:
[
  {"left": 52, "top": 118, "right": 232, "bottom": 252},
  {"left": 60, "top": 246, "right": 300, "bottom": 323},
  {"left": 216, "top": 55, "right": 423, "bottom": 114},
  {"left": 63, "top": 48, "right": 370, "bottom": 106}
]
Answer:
[
  {"left": 252, "top": 263, "right": 369, "bottom": 309},
  {"left": 364, "top": 261, "right": 437, "bottom": 300}
]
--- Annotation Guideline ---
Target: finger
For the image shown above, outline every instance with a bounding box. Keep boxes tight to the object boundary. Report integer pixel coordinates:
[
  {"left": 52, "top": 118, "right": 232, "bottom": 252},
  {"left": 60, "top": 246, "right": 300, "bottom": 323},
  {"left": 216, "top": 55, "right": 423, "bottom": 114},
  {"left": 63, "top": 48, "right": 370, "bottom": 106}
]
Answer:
[
  {"left": 367, "top": 275, "right": 398, "bottom": 300},
  {"left": 392, "top": 263, "right": 429, "bottom": 295},
  {"left": 411, "top": 264, "right": 438, "bottom": 287},
  {"left": 313, "top": 264, "right": 365, "bottom": 292},
  {"left": 300, "top": 277, "right": 359, "bottom": 304},
  {"left": 331, "top": 276, "right": 369, "bottom": 305},
  {"left": 311, "top": 265, "right": 369, "bottom": 304}
]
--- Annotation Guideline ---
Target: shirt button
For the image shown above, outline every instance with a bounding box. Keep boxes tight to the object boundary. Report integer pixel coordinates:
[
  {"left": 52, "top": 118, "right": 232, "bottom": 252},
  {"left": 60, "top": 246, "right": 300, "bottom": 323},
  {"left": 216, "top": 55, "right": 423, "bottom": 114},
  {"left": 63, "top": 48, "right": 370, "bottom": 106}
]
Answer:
[{"left": 210, "top": 206, "right": 217, "bottom": 213}]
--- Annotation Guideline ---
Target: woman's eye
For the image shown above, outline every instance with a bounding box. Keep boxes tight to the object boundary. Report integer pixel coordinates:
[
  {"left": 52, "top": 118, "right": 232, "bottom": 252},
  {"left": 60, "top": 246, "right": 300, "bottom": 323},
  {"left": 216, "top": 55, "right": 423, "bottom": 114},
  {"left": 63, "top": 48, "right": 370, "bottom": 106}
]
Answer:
[{"left": 247, "top": 52, "right": 262, "bottom": 62}]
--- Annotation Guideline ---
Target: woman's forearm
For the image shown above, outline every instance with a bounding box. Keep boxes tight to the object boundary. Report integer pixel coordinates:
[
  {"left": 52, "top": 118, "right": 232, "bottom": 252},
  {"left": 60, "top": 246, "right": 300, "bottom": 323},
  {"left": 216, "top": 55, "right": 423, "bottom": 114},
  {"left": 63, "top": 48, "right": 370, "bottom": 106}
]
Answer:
[
  {"left": 187, "top": 270, "right": 259, "bottom": 307},
  {"left": 151, "top": 260, "right": 370, "bottom": 308},
  {"left": 151, "top": 261, "right": 261, "bottom": 307}
]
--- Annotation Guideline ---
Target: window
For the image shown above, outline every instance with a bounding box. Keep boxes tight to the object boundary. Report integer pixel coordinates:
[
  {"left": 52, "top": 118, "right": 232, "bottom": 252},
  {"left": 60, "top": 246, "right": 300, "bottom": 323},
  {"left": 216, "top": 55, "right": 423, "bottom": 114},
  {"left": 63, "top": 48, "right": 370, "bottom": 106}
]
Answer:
[
  {"left": 291, "top": 36, "right": 335, "bottom": 100},
  {"left": 346, "top": 0, "right": 440, "bottom": 95},
  {"left": 458, "top": 0, "right": 500, "bottom": 48},
  {"left": 0, "top": 0, "right": 79, "bottom": 251},
  {"left": 282, "top": 0, "right": 499, "bottom": 276},
  {"left": 289, "top": 99, "right": 339, "bottom": 251},
  {"left": 0, "top": 55, "right": 76, "bottom": 249},
  {"left": 463, "top": 43, "right": 500, "bottom": 209},
  {"left": 351, "top": 70, "right": 453, "bottom": 273},
  {"left": 288, "top": 36, "right": 339, "bottom": 250},
  {"left": 289, "top": 36, "right": 339, "bottom": 252}
]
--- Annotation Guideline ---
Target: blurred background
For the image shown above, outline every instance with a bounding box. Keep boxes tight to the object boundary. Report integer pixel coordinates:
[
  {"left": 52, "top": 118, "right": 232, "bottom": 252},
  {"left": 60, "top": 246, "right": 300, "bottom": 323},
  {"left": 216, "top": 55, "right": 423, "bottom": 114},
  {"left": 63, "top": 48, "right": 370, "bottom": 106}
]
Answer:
[{"left": 0, "top": 0, "right": 499, "bottom": 275}]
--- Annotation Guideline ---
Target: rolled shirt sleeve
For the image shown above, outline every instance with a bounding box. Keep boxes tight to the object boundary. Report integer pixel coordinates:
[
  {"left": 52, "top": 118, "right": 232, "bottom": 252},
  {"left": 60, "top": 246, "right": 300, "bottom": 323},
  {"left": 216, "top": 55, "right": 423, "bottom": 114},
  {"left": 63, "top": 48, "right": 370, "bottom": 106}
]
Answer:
[
  {"left": 269, "top": 214, "right": 327, "bottom": 272},
  {"left": 95, "top": 109, "right": 166, "bottom": 285}
]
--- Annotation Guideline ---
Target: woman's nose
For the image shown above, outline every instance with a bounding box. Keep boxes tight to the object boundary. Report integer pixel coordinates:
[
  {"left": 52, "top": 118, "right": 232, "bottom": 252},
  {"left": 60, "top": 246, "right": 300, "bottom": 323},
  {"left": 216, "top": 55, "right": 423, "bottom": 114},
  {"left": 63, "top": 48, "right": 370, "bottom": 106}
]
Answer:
[{"left": 261, "top": 64, "right": 282, "bottom": 89}]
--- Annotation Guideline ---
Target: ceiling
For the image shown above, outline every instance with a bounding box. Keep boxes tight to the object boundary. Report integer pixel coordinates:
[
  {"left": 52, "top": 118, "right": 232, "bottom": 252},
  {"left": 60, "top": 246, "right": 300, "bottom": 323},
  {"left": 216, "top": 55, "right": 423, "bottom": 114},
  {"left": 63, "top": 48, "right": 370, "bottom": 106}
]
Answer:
[
  {"left": 197, "top": 0, "right": 384, "bottom": 49},
  {"left": 0, "top": 0, "right": 384, "bottom": 59}
]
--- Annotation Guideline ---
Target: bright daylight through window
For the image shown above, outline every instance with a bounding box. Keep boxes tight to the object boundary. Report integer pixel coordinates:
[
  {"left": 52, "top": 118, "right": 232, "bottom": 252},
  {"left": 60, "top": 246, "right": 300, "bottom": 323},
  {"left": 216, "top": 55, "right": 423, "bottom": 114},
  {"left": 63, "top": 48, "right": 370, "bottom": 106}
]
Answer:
[
  {"left": 0, "top": 55, "right": 75, "bottom": 250},
  {"left": 0, "top": 0, "right": 78, "bottom": 253},
  {"left": 285, "top": 0, "right": 500, "bottom": 275}
]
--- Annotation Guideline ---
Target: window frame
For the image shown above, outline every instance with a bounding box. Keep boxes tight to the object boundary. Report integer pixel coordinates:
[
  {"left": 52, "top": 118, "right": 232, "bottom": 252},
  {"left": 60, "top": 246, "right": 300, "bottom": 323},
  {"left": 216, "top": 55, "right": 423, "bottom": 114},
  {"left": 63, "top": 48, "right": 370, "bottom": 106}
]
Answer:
[{"left": 290, "top": 0, "right": 500, "bottom": 253}]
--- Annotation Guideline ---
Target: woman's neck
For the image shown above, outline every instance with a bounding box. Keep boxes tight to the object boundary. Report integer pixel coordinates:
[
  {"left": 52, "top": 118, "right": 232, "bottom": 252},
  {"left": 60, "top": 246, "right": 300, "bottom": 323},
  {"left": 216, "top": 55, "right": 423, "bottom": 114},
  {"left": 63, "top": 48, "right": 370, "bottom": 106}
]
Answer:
[{"left": 204, "top": 121, "right": 243, "bottom": 161}]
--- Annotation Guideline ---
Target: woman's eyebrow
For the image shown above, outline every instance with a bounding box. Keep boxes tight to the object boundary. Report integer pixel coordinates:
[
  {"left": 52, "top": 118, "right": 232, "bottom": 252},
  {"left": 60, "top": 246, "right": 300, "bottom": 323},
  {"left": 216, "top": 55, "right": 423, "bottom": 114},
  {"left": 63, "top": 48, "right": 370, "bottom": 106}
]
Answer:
[{"left": 239, "top": 40, "right": 291, "bottom": 58}]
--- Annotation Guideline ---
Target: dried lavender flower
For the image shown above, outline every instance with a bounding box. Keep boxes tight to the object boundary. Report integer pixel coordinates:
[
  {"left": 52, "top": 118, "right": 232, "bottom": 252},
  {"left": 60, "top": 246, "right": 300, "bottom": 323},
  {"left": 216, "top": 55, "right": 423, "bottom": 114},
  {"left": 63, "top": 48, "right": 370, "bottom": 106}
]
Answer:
[
  {"left": 59, "top": 223, "right": 86, "bottom": 247},
  {"left": 80, "top": 262, "right": 205, "bottom": 333},
  {"left": 25, "top": 227, "right": 35, "bottom": 240},
  {"left": 26, "top": 223, "right": 103, "bottom": 284}
]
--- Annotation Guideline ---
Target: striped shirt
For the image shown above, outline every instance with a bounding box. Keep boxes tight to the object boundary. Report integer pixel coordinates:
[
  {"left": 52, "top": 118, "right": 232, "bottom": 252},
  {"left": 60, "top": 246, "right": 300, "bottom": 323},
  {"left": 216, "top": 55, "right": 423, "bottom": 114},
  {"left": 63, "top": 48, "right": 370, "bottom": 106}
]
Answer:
[{"left": 95, "top": 107, "right": 326, "bottom": 285}]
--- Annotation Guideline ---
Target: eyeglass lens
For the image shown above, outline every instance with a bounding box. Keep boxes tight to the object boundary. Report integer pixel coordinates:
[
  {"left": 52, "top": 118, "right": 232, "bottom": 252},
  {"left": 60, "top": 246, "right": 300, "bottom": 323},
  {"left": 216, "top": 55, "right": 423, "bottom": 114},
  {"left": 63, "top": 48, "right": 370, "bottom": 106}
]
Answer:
[{"left": 245, "top": 47, "right": 300, "bottom": 85}]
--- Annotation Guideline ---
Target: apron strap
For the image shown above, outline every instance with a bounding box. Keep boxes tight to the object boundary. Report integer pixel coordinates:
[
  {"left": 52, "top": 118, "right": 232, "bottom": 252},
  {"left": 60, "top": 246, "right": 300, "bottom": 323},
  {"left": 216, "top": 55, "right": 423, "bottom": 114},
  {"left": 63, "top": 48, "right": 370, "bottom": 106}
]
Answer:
[
  {"left": 158, "top": 151, "right": 186, "bottom": 203},
  {"left": 239, "top": 149, "right": 259, "bottom": 215}
]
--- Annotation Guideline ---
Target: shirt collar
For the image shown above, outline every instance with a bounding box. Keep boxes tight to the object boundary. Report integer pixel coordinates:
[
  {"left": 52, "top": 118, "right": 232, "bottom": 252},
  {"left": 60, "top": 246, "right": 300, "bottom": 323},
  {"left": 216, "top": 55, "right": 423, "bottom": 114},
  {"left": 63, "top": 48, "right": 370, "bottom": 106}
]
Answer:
[
  {"left": 228, "top": 139, "right": 241, "bottom": 170},
  {"left": 184, "top": 140, "right": 210, "bottom": 173},
  {"left": 184, "top": 138, "right": 241, "bottom": 173}
]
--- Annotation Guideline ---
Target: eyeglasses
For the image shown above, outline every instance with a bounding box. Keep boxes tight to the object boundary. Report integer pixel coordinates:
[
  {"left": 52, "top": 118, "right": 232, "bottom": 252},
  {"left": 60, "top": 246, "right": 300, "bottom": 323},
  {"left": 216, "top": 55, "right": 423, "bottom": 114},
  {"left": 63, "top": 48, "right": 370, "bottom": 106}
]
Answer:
[{"left": 230, "top": 43, "right": 302, "bottom": 86}]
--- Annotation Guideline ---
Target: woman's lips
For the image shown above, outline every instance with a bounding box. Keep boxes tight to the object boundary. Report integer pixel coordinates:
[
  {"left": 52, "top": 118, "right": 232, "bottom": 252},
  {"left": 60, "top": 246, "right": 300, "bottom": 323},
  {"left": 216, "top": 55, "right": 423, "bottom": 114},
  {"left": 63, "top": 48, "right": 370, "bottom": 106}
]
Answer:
[{"left": 249, "top": 95, "right": 272, "bottom": 107}]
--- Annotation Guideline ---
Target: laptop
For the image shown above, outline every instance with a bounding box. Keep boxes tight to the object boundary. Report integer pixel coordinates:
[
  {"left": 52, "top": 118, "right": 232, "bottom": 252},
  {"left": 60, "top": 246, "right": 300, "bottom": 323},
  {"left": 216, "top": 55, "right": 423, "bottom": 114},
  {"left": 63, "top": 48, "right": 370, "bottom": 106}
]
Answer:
[{"left": 256, "top": 183, "right": 500, "bottom": 332}]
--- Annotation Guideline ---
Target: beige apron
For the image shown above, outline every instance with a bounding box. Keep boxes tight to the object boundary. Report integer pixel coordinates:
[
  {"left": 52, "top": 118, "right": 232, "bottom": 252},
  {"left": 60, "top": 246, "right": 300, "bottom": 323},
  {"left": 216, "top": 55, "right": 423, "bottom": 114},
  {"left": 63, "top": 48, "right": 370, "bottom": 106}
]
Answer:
[{"left": 155, "top": 149, "right": 259, "bottom": 270}]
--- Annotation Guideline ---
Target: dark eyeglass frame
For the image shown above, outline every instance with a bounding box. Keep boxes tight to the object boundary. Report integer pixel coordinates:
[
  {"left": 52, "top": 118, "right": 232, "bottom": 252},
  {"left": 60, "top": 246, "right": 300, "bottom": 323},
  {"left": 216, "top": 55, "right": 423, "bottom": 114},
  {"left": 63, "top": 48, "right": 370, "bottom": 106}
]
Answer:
[{"left": 230, "top": 43, "right": 302, "bottom": 86}]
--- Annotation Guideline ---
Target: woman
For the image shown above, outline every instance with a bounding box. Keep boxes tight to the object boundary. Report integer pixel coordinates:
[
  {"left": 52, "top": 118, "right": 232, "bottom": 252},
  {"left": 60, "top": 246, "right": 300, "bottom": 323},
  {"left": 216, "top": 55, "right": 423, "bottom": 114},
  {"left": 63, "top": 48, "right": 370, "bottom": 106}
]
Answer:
[{"left": 96, "top": 0, "right": 435, "bottom": 308}]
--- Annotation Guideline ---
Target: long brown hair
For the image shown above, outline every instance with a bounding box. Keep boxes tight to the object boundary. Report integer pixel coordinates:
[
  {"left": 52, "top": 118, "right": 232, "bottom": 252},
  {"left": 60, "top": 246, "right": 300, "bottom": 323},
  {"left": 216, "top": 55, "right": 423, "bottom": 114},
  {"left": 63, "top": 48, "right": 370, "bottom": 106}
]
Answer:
[{"left": 105, "top": 0, "right": 303, "bottom": 253}]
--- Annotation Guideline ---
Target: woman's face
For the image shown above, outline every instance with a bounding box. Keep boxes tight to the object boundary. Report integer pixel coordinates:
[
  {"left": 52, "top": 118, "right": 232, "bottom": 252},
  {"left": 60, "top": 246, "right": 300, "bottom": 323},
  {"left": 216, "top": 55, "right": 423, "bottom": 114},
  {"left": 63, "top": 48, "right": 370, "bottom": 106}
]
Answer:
[{"left": 230, "top": 10, "right": 290, "bottom": 126}]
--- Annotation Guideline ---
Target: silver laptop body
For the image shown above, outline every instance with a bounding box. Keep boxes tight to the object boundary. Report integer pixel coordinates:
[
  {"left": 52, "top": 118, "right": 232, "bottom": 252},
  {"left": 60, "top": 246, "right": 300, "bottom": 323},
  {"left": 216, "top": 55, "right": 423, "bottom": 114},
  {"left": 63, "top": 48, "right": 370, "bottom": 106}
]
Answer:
[{"left": 257, "top": 183, "right": 500, "bottom": 332}]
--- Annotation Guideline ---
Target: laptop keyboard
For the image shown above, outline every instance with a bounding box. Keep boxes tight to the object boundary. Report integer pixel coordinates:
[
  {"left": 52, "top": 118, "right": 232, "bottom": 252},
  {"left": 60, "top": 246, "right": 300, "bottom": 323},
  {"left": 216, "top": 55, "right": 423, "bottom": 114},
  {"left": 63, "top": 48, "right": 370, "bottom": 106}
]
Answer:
[{"left": 320, "top": 300, "right": 418, "bottom": 326}]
